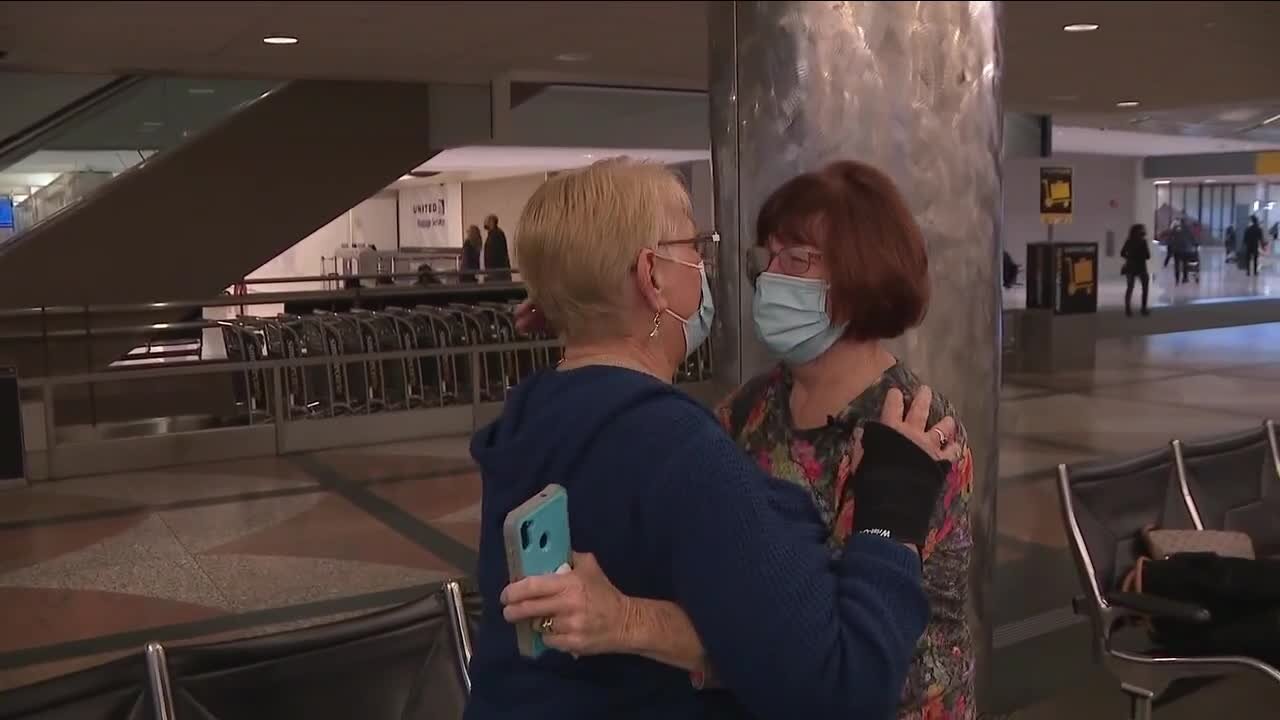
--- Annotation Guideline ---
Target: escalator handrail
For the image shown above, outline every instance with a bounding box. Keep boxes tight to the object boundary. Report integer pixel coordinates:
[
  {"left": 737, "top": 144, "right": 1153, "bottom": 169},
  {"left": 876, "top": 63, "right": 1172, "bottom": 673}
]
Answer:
[
  {"left": 0, "top": 280, "right": 528, "bottom": 319},
  {"left": 0, "top": 75, "right": 146, "bottom": 170}
]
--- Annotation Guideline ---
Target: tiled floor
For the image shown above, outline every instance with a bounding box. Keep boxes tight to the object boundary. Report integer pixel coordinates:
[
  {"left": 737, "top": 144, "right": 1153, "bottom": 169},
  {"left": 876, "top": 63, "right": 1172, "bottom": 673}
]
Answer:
[{"left": 2, "top": 322, "right": 1280, "bottom": 714}]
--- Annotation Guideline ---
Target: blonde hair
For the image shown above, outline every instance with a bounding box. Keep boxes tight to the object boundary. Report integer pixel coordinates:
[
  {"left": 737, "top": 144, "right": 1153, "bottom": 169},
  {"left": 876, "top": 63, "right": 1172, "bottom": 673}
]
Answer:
[{"left": 515, "top": 159, "right": 693, "bottom": 340}]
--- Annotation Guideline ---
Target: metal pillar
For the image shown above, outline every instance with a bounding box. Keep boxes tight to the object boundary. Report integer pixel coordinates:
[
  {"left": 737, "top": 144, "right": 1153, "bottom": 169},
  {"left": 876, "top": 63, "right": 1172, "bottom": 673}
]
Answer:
[{"left": 708, "top": 1, "right": 1003, "bottom": 709}]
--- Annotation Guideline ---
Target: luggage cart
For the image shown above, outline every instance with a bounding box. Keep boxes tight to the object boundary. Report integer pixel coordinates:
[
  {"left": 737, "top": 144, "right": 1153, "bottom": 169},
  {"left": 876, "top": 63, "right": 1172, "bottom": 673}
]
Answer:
[
  {"left": 444, "top": 304, "right": 496, "bottom": 401},
  {"left": 474, "top": 302, "right": 520, "bottom": 394},
  {"left": 304, "top": 311, "right": 366, "bottom": 416},
  {"left": 412, "top": 305, "right": 470, "bottom": 406},
  {"left": 239, "top": 315, "right": 316, "bottom": 419},
  {"left": 348, "top": 309, "right": 396, "bottom": 412},
  {"left": 381, "top": 307, "right": 428, "bottom": 409},
  {"left": 218, "top": 320, "right": 272, "bottom": 422}
]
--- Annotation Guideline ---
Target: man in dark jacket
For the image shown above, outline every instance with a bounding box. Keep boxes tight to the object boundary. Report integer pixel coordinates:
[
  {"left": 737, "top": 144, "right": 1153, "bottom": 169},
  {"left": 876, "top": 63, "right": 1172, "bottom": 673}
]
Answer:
[
  {"left": 1243, "top": 215, "right": 1265, "bottom": 277},
  {"left": 1169, "top": 220, "right": 1197, "bottom": 284},
  {"left": 483, "top": 214, "right": 512, "bottom": 282}
]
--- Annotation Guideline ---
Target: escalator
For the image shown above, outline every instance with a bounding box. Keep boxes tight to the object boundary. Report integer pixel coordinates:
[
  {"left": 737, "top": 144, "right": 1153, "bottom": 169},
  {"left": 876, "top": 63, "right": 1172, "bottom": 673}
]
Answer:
[{"left": 0, "top": 76, "right": 456, "bottom": 376}]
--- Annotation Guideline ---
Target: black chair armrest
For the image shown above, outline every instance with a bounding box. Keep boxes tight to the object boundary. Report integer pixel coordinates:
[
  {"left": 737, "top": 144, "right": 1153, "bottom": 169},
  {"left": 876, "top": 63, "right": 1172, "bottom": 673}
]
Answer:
[{"left": 1107, "top": 592, "right": 1212, "bottom": 624}]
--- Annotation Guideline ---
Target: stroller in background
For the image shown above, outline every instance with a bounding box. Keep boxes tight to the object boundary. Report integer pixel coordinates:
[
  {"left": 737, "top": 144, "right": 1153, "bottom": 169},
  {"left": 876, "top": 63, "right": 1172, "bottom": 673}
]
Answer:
[{"left": 1184, "top": 247, "right": 1201, "bottom": 282}]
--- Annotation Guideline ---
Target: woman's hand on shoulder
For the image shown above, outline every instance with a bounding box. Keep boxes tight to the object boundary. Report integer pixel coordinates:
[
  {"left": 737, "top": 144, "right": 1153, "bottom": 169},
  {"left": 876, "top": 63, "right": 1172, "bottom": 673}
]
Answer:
[
  {"left": 501, "top": 551, "right": 634, "bottom": 656},
  {"left": 879, "top": 387, "right": 963, "bottom": 465}
]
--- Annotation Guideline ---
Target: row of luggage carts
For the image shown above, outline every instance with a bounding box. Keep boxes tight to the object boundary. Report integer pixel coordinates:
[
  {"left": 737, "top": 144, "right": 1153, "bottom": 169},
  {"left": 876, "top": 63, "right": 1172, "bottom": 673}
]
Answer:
[{"left": 218, "top": 302, "right": 713, "bottom": 421}]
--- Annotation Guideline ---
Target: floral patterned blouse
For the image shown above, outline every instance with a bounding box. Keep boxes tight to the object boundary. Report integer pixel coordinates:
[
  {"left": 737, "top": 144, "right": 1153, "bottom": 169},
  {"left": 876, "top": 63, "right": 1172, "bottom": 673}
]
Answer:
[{"left": 717, "top": 361, "right": 976, "bottom": 720}]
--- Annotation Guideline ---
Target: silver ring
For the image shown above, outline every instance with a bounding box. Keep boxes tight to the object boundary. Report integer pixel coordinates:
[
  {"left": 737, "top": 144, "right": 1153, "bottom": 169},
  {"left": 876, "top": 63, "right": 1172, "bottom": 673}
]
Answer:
[{"left": 933, "top": 428, "right": 948, "bottom": 448}]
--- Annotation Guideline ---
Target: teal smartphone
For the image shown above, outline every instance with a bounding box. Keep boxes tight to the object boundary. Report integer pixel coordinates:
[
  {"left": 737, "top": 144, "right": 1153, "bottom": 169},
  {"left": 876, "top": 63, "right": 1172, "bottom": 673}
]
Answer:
[{"left": 502, "top": 483, "right": 571, "bottom": 658}]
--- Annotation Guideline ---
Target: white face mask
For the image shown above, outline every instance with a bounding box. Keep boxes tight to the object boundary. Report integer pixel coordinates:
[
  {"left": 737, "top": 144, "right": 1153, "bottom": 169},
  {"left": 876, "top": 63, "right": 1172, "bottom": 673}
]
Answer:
[{"left": 654, "top": 254, "right": 715, "bottom": 359}]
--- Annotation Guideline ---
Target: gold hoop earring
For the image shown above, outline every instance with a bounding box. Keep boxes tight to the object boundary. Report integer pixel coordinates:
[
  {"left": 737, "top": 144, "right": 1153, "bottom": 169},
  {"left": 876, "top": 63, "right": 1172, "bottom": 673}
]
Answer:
[{"left": 648, "top": 311, "right": 663, "bottom": 338}]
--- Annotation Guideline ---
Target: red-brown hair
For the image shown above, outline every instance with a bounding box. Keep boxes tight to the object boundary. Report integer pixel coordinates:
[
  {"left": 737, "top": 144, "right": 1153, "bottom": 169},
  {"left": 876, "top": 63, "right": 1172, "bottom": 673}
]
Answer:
[{"left": 755, "top": 160, "right": 929, "bottom": 340}]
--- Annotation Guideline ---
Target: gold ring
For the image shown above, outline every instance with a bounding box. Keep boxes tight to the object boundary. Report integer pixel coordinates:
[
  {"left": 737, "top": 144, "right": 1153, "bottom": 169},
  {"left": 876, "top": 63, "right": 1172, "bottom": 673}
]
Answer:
[{"left": 539, "top": 616, "right": 555, "bottom": 634}]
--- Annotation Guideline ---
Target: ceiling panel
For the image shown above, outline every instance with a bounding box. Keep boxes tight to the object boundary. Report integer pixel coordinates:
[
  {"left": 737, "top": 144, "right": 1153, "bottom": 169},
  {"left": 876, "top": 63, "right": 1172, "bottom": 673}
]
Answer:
[{"left": 1, "top": 1, "right": 1277, "bottom": 135}]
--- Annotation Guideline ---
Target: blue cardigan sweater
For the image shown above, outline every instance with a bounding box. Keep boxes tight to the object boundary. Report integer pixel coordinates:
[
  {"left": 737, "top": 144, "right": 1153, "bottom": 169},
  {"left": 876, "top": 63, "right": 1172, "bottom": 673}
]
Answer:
[{"left": 464, "top": 366, "right": 929, "bottom": 720}]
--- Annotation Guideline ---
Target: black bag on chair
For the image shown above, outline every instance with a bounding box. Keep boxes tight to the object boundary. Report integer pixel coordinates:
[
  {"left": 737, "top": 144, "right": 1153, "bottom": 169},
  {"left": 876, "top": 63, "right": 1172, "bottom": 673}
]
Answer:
[{"left": 1139, "top": 553, "right": 1280, "bottom": 665}]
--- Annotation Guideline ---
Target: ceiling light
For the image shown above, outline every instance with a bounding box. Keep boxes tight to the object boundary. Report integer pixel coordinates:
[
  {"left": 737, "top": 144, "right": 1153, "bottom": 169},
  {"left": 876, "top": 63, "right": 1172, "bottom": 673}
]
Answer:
[
  {"left": 555, "top": 52, "right": 590, "bottom": 62},
  {"left": 1063, "top": 23, "right": 1099, "bottom": 33},
  {"left": 1204, "top": 179, "right": 1217, "bottom": 184},
  {"left": 1153, "top": 180, "right": 1171, "bottom": 185},
  {"left": 583, "top": 153, "right": 594, "bottom": 159},
  {"left": 1116, "top": 100, "right": 1140, "bottom": 108},
  {"left": 262, "top": 35, "right": 299, "bottom": 45},
  {"left": 1263, "top": 113, "right": 1280, "bottom": 126}
]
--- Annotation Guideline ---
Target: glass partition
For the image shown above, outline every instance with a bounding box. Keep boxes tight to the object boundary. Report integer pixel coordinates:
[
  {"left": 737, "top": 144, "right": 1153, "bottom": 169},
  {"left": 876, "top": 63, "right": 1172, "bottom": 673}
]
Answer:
[
  {"left": 0, "top": 73, "right": 279, "bottom": 234},
  {"left": 1153, "top": 181, "right": 1264, "bottom": 245}
]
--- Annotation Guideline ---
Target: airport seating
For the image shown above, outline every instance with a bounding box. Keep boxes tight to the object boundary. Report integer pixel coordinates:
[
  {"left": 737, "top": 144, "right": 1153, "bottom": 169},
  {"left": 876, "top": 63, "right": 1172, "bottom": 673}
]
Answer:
[
  {"left": 0, "top": 650, "right": 155, "bottom": 720},
  {"left": 1174, "top": 420, "right": 1280, "bottom": 559},
  {"left": 1059, "top": 432, "right": 1280, "bottom": 719},
  {"left": 0, "top": 581, "right": 477, "bottom": 720}
]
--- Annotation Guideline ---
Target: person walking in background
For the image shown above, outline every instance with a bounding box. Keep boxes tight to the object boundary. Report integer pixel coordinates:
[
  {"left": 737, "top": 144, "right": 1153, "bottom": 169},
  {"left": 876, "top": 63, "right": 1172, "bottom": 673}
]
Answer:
[
  {"left": 1121, "top": 223, "right": 1151, "bottom": 317},
  {"left": 1170, "top": 220, "right": 1196, "bottom": 284},
  {"left": 1224, "top": 225, "right": 1237, "bottom": 263},
  {"left": 1243, "top": 215, "right": 1265, "bottom": 277},
  {"left": 483, "top": 214, "right": 511, "bottom": 282},
  {"left": 461, "top": 225, "right": 483, "bottom": 283}
]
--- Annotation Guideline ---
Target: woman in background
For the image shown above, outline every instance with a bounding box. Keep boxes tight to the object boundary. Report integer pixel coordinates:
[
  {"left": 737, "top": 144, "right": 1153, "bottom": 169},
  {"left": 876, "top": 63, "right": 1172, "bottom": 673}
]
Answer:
[
  {"left": 508, "top": 160, "right": 976, "bottom": 719},
  {"left": 461, "top": 225, "right": 482, "bottom": 283},
  {"left": 1121, "top": 223, "right": 1151, "bottom": 317}
]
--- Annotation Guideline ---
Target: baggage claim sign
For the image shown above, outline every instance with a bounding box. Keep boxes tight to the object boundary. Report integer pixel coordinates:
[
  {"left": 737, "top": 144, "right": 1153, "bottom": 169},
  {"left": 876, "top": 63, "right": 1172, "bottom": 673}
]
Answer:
[
  {"left": 1039, "top": 166, "right": 1073, "bottom": 224},
  {"left": 398, "top": 184, "right": 451, "bottom": 247}
]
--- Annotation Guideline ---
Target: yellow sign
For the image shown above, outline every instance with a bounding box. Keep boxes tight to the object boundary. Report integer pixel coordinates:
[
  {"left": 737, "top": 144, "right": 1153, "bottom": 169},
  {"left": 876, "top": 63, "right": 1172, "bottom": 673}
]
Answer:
[
  {"left": 1257, "top": 151, "right": 1280, "bottom": 175},
  {"left": 1039, "top": 166, "right": 1073, "bottom": 225}
]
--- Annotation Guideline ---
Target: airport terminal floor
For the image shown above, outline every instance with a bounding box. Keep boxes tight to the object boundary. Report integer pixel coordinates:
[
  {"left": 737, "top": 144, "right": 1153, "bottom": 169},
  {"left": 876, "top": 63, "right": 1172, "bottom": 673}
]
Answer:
[
  {"left": 1002, "top": 247, "right": 1280, "bottom": 311},
  {"left": 3, "top": 321, "right": 1280, "bottom": 716}
]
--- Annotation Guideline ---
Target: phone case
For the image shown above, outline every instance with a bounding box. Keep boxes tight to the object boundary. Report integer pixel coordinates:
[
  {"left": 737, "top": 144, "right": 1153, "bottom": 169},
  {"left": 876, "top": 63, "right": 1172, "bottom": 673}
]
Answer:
[{"left": 502, "top": 483, "right": 571, "bottom": 658}]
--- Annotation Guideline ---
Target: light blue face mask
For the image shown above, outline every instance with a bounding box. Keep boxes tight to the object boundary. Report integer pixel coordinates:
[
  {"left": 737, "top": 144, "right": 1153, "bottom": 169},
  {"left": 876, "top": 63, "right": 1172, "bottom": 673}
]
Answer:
[
  {"left": 752, "top": 272, "right": 848, "bottom": 365},
  {"left": 656, "top": 255, "right": 714, "bottom": 358}
]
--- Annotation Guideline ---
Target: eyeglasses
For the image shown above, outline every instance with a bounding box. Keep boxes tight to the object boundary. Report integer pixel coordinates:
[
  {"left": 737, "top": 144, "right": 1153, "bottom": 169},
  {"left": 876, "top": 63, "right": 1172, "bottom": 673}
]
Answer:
[
  {"left": 746, "top": 245, "right": 823, "bottom": 283},
  {"left": 657, "top": 232, "right": 720, "bottom": 267}
]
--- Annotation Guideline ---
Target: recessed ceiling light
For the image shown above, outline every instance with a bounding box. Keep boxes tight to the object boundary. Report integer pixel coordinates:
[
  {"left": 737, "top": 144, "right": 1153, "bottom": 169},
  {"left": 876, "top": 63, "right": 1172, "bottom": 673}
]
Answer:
[
  {"left": 555, "top": 52, "right": 590, "bottom": 62},
  {"left": 1204, "top": 179, "right": 1218, "bottom": 184},
  {"left": 1116, "top": 100, "right": 1140, "bottom": 108},
  {"left": 262, "top": 35, "right": 299, "bottom": 45},
  {"left": 1153, "top": 180, "right": 1171, "bottom": 185},
  {"left": 1063, "top": 23, "right": 1100, "bottom": 33}
]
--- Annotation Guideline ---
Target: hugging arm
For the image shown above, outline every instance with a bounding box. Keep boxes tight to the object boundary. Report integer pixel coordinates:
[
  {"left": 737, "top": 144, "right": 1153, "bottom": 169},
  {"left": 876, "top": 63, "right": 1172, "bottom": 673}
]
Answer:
[{"left": 643, "top": 424, "right": 934, "bottom": 720}]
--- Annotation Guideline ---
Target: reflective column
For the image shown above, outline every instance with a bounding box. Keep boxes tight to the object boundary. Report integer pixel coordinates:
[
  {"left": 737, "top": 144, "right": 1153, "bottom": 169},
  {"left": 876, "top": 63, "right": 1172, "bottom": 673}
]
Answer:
[{"left": 708, "top": 0, "right": 1003, "bottom": 707}]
